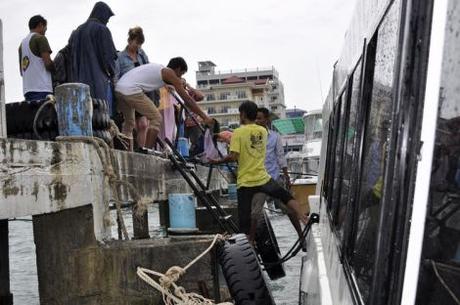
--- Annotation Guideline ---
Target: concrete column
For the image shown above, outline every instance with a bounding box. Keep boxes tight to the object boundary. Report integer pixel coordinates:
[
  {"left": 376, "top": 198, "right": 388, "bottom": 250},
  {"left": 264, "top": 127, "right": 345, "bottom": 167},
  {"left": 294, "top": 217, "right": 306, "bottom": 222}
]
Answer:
[{"left": 0, "top": 19, "right": 13, "bottom": 305}]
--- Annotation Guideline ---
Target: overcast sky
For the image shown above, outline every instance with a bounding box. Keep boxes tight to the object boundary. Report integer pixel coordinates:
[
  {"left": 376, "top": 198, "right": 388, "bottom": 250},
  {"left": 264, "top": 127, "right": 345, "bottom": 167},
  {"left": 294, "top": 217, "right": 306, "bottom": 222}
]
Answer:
[{"left": 1, "top": 0, "right": 357, "bottom": 111}]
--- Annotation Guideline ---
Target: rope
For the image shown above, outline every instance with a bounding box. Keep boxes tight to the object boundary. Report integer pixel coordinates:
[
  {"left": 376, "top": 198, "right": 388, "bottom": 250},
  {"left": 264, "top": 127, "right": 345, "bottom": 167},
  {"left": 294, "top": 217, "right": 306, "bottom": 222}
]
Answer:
[
  {"left": 137, "top": 234, "right": 233, "bottom": 305},
  {"left": 431, "top": 260, "right": 460, "bottom": 305},
  {"left": 33, "top": 95, "right": 56, "bottom": 140},
  {"left": 56, "top": 135, "right": 152, "bottom": 240},
  {"left": 108, "top": 119, "right": 131, "bottom": 150}
]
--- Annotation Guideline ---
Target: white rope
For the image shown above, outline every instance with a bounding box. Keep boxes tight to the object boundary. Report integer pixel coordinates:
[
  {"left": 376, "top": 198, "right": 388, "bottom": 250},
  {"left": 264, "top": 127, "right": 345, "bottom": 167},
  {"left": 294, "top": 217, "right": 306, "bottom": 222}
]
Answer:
[{"left": 137, "top": 234, "right": 233, "bottom": 305}]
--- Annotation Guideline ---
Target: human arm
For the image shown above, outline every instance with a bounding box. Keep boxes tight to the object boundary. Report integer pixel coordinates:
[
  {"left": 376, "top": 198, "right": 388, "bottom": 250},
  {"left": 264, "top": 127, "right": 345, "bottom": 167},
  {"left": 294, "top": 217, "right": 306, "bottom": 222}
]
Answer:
[
  {"left": 210, "top": 129, "right": 239, "bottom": 164},
  {"left": 162, "top": 68, "right": 213, "bottom": 126},
  {"left": 98, "top": 27, "right": 117, "bottom": 79},
  {"left": 41, "top": 51, "right": 55, "bottom": 72},
  {"left": 186, "top": 84, "right": 205, "bottom": 101},
  {"left": 35, "top": 35, "right": 55, "bottom": 72},
  {"left": 208, "top": 151, "right": 239, "bottom": 164},
  {"left": 18, "top": 46, "right": 22, "bottom": 76}
]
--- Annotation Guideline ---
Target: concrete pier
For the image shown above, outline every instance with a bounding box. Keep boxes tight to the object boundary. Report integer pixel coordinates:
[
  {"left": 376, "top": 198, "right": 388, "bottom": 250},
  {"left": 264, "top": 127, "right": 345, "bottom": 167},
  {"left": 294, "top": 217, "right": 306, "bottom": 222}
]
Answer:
[
  {"left": 33, "top": 205, "right": 220, "bottom": 304},
  {"left": 0, "top": 19, "right": 13, "bottom": 305},
  {"left": 0, "top": 136, "right": 228, "bottom": 304}
]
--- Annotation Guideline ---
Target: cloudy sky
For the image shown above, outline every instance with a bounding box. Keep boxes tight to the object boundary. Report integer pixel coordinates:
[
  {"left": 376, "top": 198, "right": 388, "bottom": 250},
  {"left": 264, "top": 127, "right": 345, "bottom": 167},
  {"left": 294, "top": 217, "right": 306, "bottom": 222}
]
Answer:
[{"left": 1, "top": 0, "right": 357, "bottom": 111}]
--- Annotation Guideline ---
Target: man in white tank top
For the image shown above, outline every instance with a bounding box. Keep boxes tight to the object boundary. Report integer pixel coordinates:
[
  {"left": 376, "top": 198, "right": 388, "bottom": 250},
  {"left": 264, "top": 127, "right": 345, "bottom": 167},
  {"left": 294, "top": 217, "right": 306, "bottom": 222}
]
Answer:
[
  {"left": 115, "top": 57, "right": 213, "bottom": 150},
  {"left": 19, "top": 15, "right": 55, "bottom": 101}
]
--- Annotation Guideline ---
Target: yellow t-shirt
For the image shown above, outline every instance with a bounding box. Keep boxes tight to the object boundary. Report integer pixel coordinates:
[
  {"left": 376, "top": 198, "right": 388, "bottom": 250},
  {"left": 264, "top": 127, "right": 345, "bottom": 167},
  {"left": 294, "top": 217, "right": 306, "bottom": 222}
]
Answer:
[{"left": 230, "top": 124, "right": 271, "bottom": 188}]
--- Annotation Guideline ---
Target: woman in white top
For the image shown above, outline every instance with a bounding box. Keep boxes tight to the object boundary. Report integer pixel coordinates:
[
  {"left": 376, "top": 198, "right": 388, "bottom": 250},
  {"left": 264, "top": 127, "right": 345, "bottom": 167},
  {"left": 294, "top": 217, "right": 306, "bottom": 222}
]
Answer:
[{"left": 115, "top": 57, "right": 213, "bottom": 150}]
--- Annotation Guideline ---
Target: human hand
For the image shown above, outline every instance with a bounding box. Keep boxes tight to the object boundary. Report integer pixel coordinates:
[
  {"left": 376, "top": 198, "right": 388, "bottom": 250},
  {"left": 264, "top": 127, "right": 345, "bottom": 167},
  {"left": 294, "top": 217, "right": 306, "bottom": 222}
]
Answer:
[
  {"left": 284, "top": 173, "right": 291, "bottom": 187},
  {"left": 204, "top": 116, "right": 215, "bottom": 127},
  {"left": 208, "top": 158, "right": 220, "bottom": 165}
]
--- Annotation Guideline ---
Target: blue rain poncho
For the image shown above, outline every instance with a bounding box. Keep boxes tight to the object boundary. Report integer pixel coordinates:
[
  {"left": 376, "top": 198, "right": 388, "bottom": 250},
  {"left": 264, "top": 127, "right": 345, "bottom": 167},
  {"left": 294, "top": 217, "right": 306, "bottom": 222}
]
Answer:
[{"left": 67, "top": 2, "right": 117, "bottom": 101}]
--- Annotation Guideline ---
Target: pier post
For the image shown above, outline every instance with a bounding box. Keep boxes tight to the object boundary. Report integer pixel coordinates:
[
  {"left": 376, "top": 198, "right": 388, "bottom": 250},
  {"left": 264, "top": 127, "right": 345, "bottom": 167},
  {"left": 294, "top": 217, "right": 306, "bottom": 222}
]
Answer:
[{"left": 0, "top": 19, "right": 13, "bottom": 305}]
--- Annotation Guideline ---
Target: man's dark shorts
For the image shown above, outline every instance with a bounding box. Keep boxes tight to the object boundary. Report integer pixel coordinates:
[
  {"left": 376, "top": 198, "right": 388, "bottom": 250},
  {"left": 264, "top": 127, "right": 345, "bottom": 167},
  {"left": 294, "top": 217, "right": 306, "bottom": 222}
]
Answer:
[{"left": 236, "top": 178, "right": 294, "bottom": 234}]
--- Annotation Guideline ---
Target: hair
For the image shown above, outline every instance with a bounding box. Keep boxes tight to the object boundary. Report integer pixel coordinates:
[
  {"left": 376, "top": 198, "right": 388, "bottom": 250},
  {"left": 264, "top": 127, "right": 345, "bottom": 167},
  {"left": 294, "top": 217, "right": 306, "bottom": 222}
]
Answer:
[
  {"left": 167, "top": 57, "right": 188, "bottom": 72},
  {"left": 128, "top": 26, "right": 145, "bottom": 44},
  {"left": 29, "top": 15, "right": 47, "bottom": 30},
  {"left": 239, "top": 101, "right": 258, "bottom": 121},
  {"left": 257, "top": 107, "right": 270, "bottom": 118}
]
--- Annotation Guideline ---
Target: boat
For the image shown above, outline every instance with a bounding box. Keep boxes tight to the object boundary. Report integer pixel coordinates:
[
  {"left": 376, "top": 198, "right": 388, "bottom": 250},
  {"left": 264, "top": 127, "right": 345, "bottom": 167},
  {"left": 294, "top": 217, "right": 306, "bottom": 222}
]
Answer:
[{"left": 299, "top": 1, "right": 460, "bottom": 305}]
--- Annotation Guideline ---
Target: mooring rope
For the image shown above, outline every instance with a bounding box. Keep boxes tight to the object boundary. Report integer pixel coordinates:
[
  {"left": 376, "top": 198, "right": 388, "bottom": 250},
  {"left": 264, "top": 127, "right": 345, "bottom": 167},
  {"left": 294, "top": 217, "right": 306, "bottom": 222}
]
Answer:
[
  {"left": 56, "top": 135, "right": 151, "bottom": 240},
  {"left": 32, "top": 95, "right": 56, "bottom": 140},
  {"left": 137, "top": 234, "right": 233, "bottom": 305}
]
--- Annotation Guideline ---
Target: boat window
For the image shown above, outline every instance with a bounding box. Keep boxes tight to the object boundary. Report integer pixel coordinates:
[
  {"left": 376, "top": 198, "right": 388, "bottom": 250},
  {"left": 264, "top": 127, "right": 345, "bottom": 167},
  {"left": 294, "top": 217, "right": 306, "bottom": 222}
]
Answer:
[
  {"left": 325, "top": 97, "right": 342, "bottom": 211},
  {"left": 350, "top": 1, "right": 401, "bottom": 302},
  {"left": 331, "top": 92, "right": 349, "bottom": 220},
  {"left": 337, "top": 60, "right": 363, "bottom": 241},
  {"left": 304, "top": 114, "right": 323, "bottom": 141},
  {"left": 415, "top": 2, "right": 460, "bottom": 303}
]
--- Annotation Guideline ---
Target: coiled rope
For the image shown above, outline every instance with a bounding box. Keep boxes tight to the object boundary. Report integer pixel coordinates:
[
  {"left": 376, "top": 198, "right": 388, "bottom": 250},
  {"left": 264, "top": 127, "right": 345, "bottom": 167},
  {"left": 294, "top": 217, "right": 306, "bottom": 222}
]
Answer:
[{"left": 137, "top": 234, "right": 233, "bottom": 305}]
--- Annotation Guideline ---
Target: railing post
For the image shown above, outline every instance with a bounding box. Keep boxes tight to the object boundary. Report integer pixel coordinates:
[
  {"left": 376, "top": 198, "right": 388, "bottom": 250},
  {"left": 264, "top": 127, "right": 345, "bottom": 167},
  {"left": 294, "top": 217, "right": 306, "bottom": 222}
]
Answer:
[{"left": 0, "top": 19, "right": 13, "bottom": 305}]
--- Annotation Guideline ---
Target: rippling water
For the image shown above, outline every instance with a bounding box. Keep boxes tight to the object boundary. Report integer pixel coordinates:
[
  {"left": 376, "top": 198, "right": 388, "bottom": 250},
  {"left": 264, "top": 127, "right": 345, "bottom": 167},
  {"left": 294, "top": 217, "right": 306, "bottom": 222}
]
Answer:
[{"left": 9, "top": 206, "right": 301, "bottom": 305}]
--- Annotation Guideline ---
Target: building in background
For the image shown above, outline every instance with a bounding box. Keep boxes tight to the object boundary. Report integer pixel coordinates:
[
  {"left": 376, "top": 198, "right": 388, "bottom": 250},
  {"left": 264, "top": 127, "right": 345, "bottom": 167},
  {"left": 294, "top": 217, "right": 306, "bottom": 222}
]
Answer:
[
  {"left": 285, "top": 107, "right": 307, "bottom": 118},
  {"left": 195, "top": 61, "right": 286, "bottom": 128}
]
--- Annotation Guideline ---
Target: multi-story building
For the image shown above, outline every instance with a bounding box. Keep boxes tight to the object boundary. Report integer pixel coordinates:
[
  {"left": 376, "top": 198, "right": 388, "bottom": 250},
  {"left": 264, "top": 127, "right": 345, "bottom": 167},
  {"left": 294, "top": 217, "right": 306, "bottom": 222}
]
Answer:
[
  {"left": 285, "top": 107, "right": 307, "bottom": 118},
  {"left": 195, "top": 61, "right": 286, "bottom": 128}
]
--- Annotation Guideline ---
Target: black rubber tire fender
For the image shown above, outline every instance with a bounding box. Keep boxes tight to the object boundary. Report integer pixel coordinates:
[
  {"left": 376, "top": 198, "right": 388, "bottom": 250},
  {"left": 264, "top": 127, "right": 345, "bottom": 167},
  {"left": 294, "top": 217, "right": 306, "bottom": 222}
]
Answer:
[
  {"left": 6, "top": 102, "right": 20, "bottom": 134},
  {"left": 218, "top": 234, "right": 275, "bottom": 305},
  {"left": 255, "top": 211, "right": 286, "bottom": 280}
]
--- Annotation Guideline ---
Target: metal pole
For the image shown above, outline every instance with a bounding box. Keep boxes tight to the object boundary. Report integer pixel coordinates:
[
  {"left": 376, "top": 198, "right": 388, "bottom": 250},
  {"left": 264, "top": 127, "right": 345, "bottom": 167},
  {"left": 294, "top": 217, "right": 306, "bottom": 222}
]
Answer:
[{"left": 0, "top": 19, "right": 13, "bottom": 305}]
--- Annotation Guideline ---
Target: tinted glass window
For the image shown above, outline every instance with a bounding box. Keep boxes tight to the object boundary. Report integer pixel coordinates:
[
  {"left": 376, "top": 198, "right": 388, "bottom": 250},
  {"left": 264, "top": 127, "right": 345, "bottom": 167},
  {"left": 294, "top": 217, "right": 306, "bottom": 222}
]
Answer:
[
  {"left": 325, "top": 99, "right": 342, "bottom": 209},
  {"left": 331, "top": 93, "right": 349, "bottom": 218},
  {"left": 351, "top": 1, "right": 401, "bottom": 302},
  {"left": 416, "top": 1, "right": 460, "bottom": 304},
  {"left": 337, "top": 60, "right": 362, "bottom": 240}
]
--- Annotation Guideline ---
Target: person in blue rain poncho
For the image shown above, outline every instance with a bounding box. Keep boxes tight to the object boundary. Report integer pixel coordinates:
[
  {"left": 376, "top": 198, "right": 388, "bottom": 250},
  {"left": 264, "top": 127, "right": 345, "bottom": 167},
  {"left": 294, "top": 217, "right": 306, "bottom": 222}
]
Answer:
[{"left": 67, "top": 1, "right": 117, "bottom": 113}]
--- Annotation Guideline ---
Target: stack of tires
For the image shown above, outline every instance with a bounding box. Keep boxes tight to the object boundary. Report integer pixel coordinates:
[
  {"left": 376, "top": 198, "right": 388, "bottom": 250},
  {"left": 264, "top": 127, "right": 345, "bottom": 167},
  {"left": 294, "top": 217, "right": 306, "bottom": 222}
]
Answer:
[
  {"left": 5, "top": 98, "right": 112, "bottom": 145},
  {"left": 91, "top": 99, "right": 112, "bottom": 145},
  {"left": 6, "top": 99, "right": 58, "bottom": 140}
]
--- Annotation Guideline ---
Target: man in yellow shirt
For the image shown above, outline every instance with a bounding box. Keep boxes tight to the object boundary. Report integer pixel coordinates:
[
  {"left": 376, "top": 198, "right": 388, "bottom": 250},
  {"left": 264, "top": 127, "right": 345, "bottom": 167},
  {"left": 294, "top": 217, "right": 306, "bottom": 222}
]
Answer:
[{"left": 210, "top": 101, "right": 308, "bottom": 242}]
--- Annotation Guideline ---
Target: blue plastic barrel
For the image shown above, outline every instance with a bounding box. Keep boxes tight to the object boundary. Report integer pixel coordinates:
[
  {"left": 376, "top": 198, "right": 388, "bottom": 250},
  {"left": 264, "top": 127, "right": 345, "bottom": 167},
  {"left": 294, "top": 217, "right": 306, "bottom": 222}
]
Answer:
[
  {"left": 228, "top": 184, "right": 237, "bottom": 200},
  {"left": 177, "top": 137, "right": 189, "bottom": 157},
  {"left": 55, "top": 83, "right": 93, "bottom": 136},
  {"left": 168, "top": 193, "right": 197, "bottom": 229}
]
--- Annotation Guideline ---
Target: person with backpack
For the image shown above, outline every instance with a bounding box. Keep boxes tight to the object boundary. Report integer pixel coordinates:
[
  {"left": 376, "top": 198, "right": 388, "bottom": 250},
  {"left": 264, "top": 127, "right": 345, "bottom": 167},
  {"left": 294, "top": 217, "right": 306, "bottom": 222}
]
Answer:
[{"left": 116, "top": 26, "right": 157, "bottom": 148}]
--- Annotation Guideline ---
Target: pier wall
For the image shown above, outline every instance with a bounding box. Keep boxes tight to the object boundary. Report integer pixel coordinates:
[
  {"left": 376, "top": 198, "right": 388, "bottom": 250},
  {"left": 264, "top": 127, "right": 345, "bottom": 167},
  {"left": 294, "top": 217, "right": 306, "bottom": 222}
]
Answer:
[
  {"left": 33, "top": 205, "right": 219, "bottom": 305},
  {"left": 0, "top": 138, "right": 228, "bottom": 241}
]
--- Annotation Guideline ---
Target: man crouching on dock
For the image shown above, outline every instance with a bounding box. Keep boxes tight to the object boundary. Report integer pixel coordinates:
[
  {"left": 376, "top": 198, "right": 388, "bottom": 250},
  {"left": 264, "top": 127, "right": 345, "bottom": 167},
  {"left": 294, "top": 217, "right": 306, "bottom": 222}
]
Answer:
[
  {"left": 209, "top": 101, "right": 308, "bottom": 243},
  {"left": 115, "top": 57, "right": 214, "bottom": 150}
]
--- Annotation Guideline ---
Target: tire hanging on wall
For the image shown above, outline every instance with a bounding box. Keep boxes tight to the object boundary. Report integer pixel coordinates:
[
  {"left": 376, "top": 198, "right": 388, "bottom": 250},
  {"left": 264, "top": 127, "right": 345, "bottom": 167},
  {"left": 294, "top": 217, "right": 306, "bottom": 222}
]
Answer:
[
  {"left": 255, "top": 210, "right": 286, "bottom": 280},
  {"left": 218, "top": 234, "right": 275, "bottom": 305}
]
